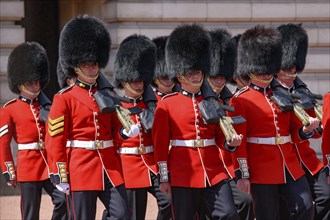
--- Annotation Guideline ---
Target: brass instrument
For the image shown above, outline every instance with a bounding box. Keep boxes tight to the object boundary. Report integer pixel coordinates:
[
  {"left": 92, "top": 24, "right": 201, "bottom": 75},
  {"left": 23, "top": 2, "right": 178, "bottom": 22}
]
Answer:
[
  {"left": 293, "top": 104, "right": 310, "bottom": 126},
  {"left": 115, "top": 105, "right": 135, "bottom": 132},
  {"left": 219, "top": 116, "right": 238, "bottom": 142},
  {"left": 314, "top": 104, "right": 323, "bottom": 121},
  {"left": 198, "top": 99, "right": 245, "bottom": 143}
]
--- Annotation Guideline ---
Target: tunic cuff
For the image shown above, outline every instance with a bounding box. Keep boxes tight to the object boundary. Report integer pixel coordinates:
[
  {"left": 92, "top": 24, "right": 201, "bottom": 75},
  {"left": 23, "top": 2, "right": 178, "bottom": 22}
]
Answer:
[
  {"left": 234, "top": 158, "right": 250, "bottom": 179},
  {"left": 298, "top": 127, "right": 315, "bottom": 140},
  {"left": 157, "top": 161, "right": 170, "bottom": 183},
  {"left": 224, "top": 141, "right": 237, "bottom": 152},
  {"left": 55, "top": 162, "right": 69, "bottom": 184}
]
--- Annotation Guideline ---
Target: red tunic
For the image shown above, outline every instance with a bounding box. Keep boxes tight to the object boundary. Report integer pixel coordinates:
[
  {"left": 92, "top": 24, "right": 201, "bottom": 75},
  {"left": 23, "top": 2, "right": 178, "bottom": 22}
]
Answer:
[
  {"left": 45, "top": 84, "right": 124, "bottom": 191},
  {"left": 118, "top": 97, "right": 156, "bottom": 189},
  {"left": 293, "top": 108, "right": 323, "bottom": 175},
  {"left": 153, "top": 91, "right": 229, "bottom": 188},
  {"left": 0, "top": 97, "right": 49, "bottom": 182},
  {"left": 322, "top": 93, "right": 330, "bottom": 167},
  {"left": 219, "top": 147, "right": 235, "bottom": 178},
  {"left": 228, "top": 86, "right": 306, "bottom": 184}
]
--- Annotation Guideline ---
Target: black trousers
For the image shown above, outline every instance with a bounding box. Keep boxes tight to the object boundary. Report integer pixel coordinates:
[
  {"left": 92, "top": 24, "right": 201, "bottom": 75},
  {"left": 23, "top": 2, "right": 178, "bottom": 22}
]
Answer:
[
  {"left": 198, "top": 179, "right": 254, "bottom": 220},
  {"left": 229, "top": 179, "right": 254, "bottom": 220},
  {"left": 71, "top": 178, "right": 129, "bottom": 220},
  {"left": 172, "top": 180, "right": 239, "bottom": 220},
  {"left": 126, "top": 172, "right": 172, "bottom": 220},
  {"left": 19, "top": 179, "right": 68, "bottom": 220},
  {"left": 306, "top": 167, "right": 330, "bottom": 220},
  {"left": 280, "top": 167, "right": 330, "bottom": 220},
  {"left": 251, "top": 171, "right": 313, "bottom": 220}
]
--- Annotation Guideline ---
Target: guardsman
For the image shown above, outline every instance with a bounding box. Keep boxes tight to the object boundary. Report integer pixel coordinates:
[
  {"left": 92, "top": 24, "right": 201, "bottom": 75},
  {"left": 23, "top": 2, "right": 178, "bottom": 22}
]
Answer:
[
  {"left": 45, "top": 15, "right": 129, "bottom": 220},
  {"left": 113, "top": 34, "right": 172, "bottom": 220},
  {"left": 0, "top": 42, "right": 68, "bottom": 220},
  {"left": 228, "top": 25, "right": 318, "bottom": 220},
  {"left": 152, "top": 24, "right": 242, "bottom": 220},
  {"left": 204, "top": 28, "right": 254, "bottom": 220},
  {"left": 151, "top": 36, "right": 176, "bottom": 100},
  {"left": 275, "top": 23, "right": 330, "bottom": 220},
  {"left": 322, "top": 92, "right": 330, "bottom": 185}
]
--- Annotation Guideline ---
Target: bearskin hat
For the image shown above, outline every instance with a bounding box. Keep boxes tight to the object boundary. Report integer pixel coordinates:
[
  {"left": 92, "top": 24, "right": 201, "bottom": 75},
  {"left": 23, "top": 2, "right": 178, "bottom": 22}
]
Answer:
[
  {"left": 152, "top": 36, "right": 169, "bottom": 79},
  {"left": 58, "top": 14, "right": 111, "bottom": 79},
  {"left": 209, "top": 29, "right": 237, "bottom": 81},
  {"left": 277, "top": 23, "right": 308, "bottom": 73},
  {"left": 165, "top": 24, "right": 211, "bottom": 78},
  {"left": 57, "top": 60, "right": 67, "bottom": 89},
  {"left": 231, "top": 34, "right": 251, "bottom": 86},
  {"left": 113, "top": 34, "right": 156, "bottom": 88},
  {"left": 237, "top": 25, "right": 282, "bottom": 76},
  {"left": 7, "top": 42, "right": 49, "bottom": 94}
]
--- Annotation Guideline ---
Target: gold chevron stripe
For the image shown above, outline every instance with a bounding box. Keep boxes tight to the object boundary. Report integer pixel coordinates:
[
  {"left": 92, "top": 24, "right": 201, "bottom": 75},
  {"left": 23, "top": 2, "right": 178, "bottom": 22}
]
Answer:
[
  {"left": 48, "top": 121, "right": 64, "bottom": 130},
  {"left": 48, "top": 127, "right": 64, "bottom": 136},
  {"left": 48, "top": 115, "right": 64, "bottom": 125}
]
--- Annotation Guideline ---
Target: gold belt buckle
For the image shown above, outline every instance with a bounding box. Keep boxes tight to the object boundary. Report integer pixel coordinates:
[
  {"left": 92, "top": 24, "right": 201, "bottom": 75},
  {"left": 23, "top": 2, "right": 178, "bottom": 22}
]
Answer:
[
  {"left": 276, "top": 136, "right": 284, "bottom": 145},
  {"left": 39, "top": 140, "right": 45, "bottom": 149},
  {"left": 194, "top": 139, "right": 204, "bottom": 148},
  {"left": 138, "top": 146, "right": 147, "bottom": 154},
  {"left": 95, "top": 140, "right": 104, "bottom": 149}
]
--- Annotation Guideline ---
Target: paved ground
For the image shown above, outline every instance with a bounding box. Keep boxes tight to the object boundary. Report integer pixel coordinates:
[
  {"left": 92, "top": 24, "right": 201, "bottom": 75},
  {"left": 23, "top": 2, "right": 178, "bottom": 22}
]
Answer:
[{"left": 0, "top": 194, "right": 157, "bottom": 220}]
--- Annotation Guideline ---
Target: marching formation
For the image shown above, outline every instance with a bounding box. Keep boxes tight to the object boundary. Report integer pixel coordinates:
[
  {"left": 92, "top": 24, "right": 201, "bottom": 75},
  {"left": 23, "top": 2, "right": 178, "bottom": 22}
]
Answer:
[{"left": 0, "top": 14, "right": 329, "bottom": 220}]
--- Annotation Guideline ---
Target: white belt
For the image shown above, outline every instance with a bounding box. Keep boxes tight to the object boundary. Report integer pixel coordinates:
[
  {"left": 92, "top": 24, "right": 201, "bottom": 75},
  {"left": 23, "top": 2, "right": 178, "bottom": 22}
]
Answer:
[
  {"left": 246, "top": 136, "right": 291, "bottom": 145},
  {"left": 171, "top": 139, "right": 216, "bottom": 148},
  {"left": 66, "top": 140, "right": 114, "bottom": 150},
  {"left": 118, "top": 145, "right": 153, "bottom": 155},
  {"left": 18, "top": 141, "right": 45, "bottom": 150}
]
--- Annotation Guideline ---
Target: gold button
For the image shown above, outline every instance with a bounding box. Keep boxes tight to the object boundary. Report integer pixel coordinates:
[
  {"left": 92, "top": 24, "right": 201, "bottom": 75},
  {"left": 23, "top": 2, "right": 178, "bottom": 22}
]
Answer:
[{"left": 60, "top": 168, "right": 66, "bottom": 173}]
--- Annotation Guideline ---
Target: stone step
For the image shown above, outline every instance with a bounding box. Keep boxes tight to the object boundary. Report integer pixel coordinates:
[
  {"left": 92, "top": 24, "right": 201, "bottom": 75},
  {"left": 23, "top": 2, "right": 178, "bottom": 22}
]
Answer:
[
  {"left": 106, "top": 22, "right": 330, "bottom": 47},
  {"left": 103, "top": 1, "right": 330, "bottom": 23},
  {"left": 0, "top": 1, "right": 24, "bottom": 21},
  {"left": 0, "top": 26, "right": 25, "bottom": 48}
]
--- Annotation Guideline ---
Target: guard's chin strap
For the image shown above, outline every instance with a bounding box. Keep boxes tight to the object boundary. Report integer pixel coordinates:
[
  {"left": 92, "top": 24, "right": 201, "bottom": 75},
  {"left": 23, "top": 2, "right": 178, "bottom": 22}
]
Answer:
[
  {"left": 123, "top": 82, "right": 144, "bottom": 96},
  {"left": 234, "top": 77, "right": 248, "bottom": 88},
  {"left": 74, "top": 67, "right": 99, "bottom": 81},
  {"left": 249, "top": 73, "right": 273, "bottom": 84},
  {"left": 207, "top": 77, "right": 225, "bottom": 94},
  {"left": 19, "top": 85, "right": 40, "bottom": 97},
  {"left": 178, "top": 74, "right": 204, "bottom": 88},
  {"left": 279, "top": 70, "right": 297, "bottom": 79},
  {"left": 154, "top": 79, "right": 174, "bottom": 92}
]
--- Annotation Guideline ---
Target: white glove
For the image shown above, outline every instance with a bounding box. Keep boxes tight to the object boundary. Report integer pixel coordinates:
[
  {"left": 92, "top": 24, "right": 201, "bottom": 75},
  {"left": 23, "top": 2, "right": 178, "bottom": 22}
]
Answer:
[
  {"left": 123, "top": 124, "right": 140, "bottom": 138},
  {"left": 55, "top": 183, "right": 70, "bottom": 195}
]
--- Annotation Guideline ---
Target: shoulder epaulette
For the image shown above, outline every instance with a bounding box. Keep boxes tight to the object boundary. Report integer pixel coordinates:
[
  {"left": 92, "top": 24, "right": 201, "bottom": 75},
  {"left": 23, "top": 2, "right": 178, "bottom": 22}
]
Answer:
[
  {"left": 58, "top": 84, "right": 74, "bottom": 94},
  {"left": 3, "top": 99, "right": 17, "bottom": 107},
  {"left": 234, "top": 86, "right": 249, "bottom": 98},
  {"left": 161, "top": 92, "right": 178, "bottom": 100}
]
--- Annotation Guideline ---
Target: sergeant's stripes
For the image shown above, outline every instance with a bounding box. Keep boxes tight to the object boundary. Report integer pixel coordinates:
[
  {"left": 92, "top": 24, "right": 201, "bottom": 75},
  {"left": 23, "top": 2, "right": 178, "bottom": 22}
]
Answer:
[
  {"left": 48, "top": 115, "right": 64, "bottom": 136},
  {"left": 0, "top": 124, "right": 8, "bottom": 137}
]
